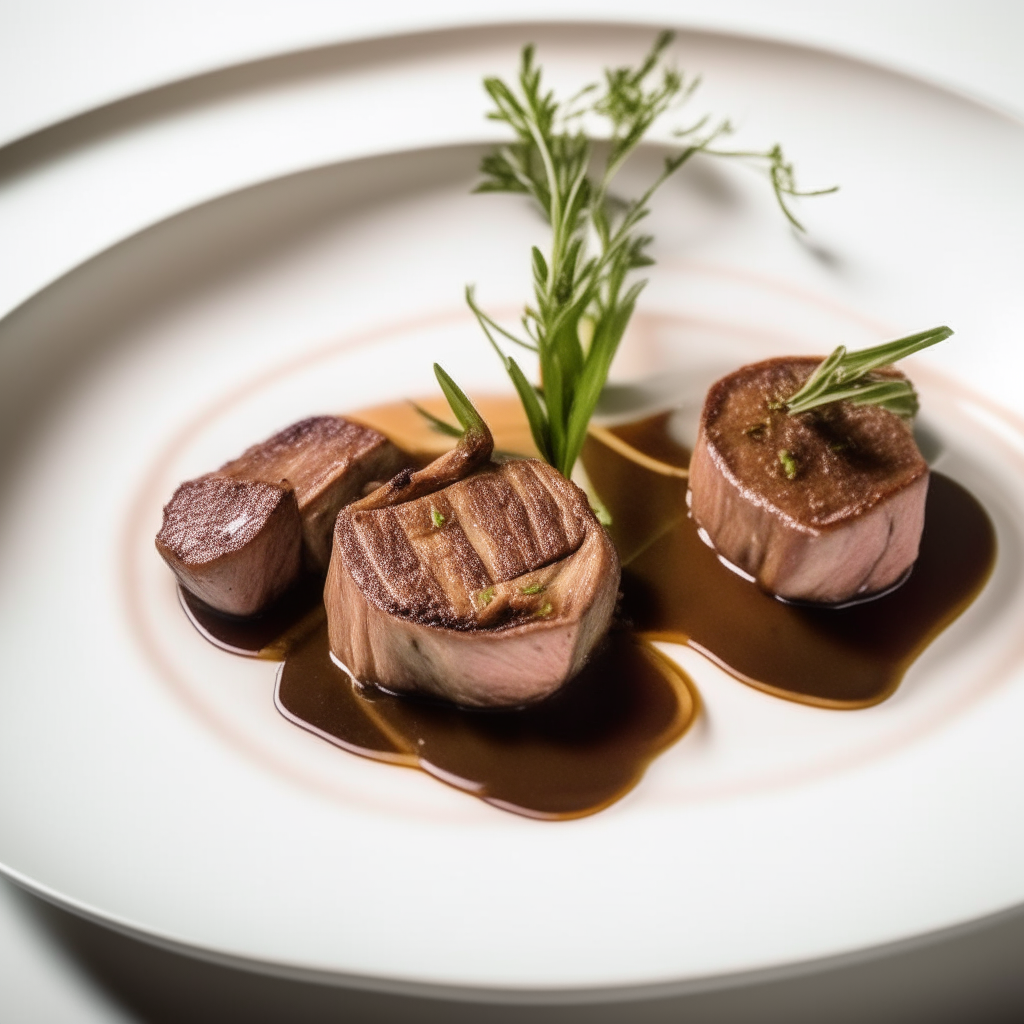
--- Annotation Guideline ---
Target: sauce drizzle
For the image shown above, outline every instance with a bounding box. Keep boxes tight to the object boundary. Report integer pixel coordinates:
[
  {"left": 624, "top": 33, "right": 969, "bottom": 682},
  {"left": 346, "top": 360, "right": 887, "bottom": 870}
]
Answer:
[
  {"left": 277, "top": 624, "right": 696, "bottom": 819},
  {"left": 587, "top": 412, "right": 997, "bottom": 708},
  {"left": 176, "top": 398, "right": 996, "bottom": 817}
]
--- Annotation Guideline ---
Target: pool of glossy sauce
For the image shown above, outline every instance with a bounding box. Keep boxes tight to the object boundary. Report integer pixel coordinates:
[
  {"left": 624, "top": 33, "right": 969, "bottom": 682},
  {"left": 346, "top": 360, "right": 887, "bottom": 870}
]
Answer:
[
  {"left": 277, "top": 624, "right": 695, "bottom": 819},
  {"left": 585, "top": 410, "right": 997, "bottom": 708},
  {"left": 184, "top": 592, "right": 696, "bottom": 820},
  {"left": 181, "top": 395, "right": 698, "bottom": 819},
  {"left": 179, "top": 397, "right": 995, "bottom": 815},
  {"left": 180, "top": 574, "right": 325, "bottom": 658}
]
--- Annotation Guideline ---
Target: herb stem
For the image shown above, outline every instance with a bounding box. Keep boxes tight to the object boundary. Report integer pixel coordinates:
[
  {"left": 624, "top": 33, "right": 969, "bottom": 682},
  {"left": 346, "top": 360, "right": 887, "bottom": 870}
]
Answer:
[{"left": 469, "top": 35, "right": 833, "bottom": 478}]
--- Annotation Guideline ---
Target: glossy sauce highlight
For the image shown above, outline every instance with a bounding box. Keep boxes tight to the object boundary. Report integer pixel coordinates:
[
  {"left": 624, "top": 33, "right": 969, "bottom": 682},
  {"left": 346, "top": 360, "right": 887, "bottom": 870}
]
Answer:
[{"left": 179, "top": 397, "right": 995, "bottom": 818}]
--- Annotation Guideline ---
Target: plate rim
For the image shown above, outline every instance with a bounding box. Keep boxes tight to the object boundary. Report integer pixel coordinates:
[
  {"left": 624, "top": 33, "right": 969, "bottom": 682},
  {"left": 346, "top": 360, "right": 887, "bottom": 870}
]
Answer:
[{"left": 3, "top": 20, "right": 1024, "bottom": 994}]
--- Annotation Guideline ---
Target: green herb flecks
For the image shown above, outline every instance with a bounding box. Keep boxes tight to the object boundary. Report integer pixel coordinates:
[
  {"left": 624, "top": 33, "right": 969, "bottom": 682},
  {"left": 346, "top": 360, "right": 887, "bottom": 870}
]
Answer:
[
  {"left": 468, "top": 33, "right": 834, "bottom": 478},
  {"left": 785, "top": 327, "right": 953, "bottom": 420},
  {"left": 534, "top": 601, "right": 554, "bottom": 618},
  {"left": 520, "top": 582, "right": 546, "bottom": 595},
  {"left": 778, "top": 449, "right": 798, "bottom": 480},
  {"left": 477, "top": 586, "right": 495, "bottom": 607},
  {"left": 430, "top": 507, "right": 446, "bottom": 528}
]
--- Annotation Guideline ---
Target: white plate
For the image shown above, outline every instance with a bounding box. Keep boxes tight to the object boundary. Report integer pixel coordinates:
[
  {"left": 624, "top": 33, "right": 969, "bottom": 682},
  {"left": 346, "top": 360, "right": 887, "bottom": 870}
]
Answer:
[{"left": 2, "top": 24, "right": 1024, "bottom": 999}]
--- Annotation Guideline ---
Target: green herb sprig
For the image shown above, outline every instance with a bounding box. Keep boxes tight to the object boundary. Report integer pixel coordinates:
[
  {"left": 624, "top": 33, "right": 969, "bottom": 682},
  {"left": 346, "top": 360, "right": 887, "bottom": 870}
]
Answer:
[
  {"left": 784, "top": 326, "right": 953, "bottom": 420},
  {"left": 465, "top": 32, "right": 835, "bottom": 478}
]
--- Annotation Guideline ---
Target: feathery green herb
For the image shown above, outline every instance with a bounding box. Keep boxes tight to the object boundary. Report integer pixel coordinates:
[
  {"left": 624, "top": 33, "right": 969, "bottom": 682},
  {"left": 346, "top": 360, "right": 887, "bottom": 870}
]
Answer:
[
  {"left": 784, "top": 326, "right": 953, "bottom": 420},
  {"left": 466, "top": 32, "right": 835, "bottom": 478}
]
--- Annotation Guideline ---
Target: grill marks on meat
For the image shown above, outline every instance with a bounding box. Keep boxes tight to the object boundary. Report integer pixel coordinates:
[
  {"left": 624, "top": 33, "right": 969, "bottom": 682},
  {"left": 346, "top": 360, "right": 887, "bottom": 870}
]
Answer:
[
  {"left": 688, "top": 356, "right": 929, "bottom": 604},
  {"left": 327, "top": 458, "right": 620, "bottom": 708},
  {"left": 443, "top": 461, "right": 586, "bottom": 585},
  {"left": 156, "top": 416, "right": 406, "bottom": 616},
  {"left": 337, "top": 462, "right": 592, "bottom": 629},
  {"left": 391, "top": 495, "right": 492, "bottom": 621},
  {"left": 158, "top": 402, "right": 618, "bottom": 705},
  {"left": 347, "top": 505, "right": 470, "bottom": 626}
]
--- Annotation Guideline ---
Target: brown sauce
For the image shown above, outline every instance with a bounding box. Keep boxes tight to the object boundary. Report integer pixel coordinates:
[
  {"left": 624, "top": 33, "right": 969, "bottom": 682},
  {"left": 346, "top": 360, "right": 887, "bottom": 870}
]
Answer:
[
  {"left": 606, "top": 412, "right": 694, "bottom": 469},
  {"left": 276, "top": 623, "right": 696, "bottom": 819},
  {"left": 179, "top": 574, "right": 324, "bottom": 659},
  {"left": 176, "top": 397, "right": 996, "bottom": 816},
  {"left": 178, "top": 399, "right": 698, "bottom": 818},
  {"left": 585, "top": 411, "right": 997, "bottom": 708}
]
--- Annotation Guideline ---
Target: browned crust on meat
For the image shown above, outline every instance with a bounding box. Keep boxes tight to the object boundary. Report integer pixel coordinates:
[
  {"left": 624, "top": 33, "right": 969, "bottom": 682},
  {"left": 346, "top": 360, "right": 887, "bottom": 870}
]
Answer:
[
  {"left": 155, "top": 414, "right": 407, "bottom": 616},
  {"left": 688, "top": 356, "right": 929, "bottom": 603},
  {"left": 333, "top": 461, "right": 594, "bottom": 629},
  {"left": 699, "top": 358, "right": 926, "bottom": 528},
  {"left": 220, "top": 415, "right": 407, "bottom": 570},
  {"left": 326, "top": 457, "right": 620, "bottom": 707},
  {"left": 155, "top": 475, "right": 302, "bottom": 616}
]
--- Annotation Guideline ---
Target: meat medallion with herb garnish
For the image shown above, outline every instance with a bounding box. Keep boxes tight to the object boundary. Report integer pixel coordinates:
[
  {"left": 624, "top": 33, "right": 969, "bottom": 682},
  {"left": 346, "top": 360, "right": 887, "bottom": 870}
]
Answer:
[
  {"left": 145, "top": 33, "right": 994, "bottom": 820},
  {"left": 687, "top": 327, "right": 952, "bottom": 605}
]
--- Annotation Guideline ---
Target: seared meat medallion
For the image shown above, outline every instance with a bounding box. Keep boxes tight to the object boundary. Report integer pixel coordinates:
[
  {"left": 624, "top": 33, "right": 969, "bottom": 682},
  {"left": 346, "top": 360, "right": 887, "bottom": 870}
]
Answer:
[
  {"left": 326, "top": 432, "right": 619, "bottom": 708},
  {"left": 688, "top": 357, "right": 929, "bottom": 605},
  {"left": 156, "top": 416, "right": 406, "bottom": 616}
]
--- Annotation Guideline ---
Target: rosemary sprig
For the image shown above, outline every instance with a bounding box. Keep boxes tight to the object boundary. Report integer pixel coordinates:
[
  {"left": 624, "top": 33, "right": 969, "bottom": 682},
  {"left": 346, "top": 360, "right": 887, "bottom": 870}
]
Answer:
[
  {"left": 784, "top": 326, "right": 953, "bottom": 419},
  {"left": 465, "top": 33, "right": 834, "bottom": 477}
]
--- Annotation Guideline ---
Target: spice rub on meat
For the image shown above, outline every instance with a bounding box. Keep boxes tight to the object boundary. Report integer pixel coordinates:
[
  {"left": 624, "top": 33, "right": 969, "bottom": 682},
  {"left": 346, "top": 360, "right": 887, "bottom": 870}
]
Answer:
[
  {"left": 687, "top": 357, "right": 928, "bottom": 605},
  {"left": 325, "top": 422, "right": 620, "bottom": 708},
  {"left": 156, "top": 416, "right": 407, "bottom": 616}
]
